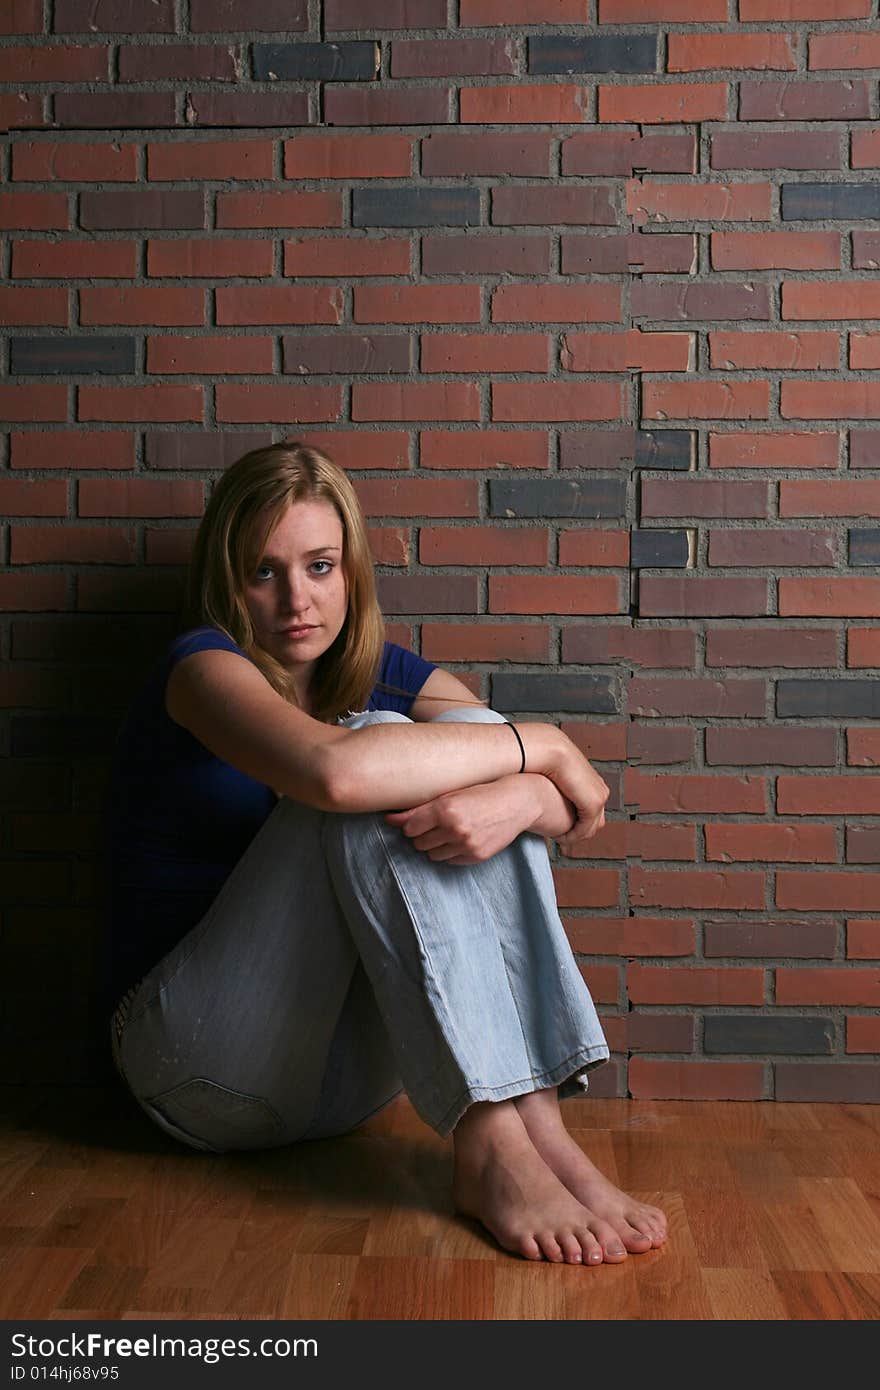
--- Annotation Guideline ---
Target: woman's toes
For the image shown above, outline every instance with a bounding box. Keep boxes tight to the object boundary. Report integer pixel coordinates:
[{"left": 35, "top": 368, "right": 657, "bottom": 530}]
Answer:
[
  {"left": 538, "top": 1233, "right": 565, "bottom": 1263},
  {"left": 558, "top": 1232, "right": 584, "bottom": 1264},
  {"left": 578, "top": 1230, "right": 604, "bottom": 1266},
  {"left": 621, "top": 1221, "right": 653, "bottom": 1251},
  {"left": 518, "top": 1234, "right": 543, "bottom": 1261},
  {"left": 591, "top": 1219, "right": 628, "bottom": 1263}
]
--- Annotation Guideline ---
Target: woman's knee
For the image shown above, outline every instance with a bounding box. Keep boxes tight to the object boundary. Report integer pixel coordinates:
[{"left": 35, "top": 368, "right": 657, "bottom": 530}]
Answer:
[
  {"left": 430, "top": 704, "right": 507, "bottom": 725},
  {"left": 342, "top": 709, "right": 413, "bottom": 730}
]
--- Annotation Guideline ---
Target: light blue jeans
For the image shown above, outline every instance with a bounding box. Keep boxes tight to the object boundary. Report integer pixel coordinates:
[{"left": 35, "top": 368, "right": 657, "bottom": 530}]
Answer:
[{"left": 112, "top": 707, "right": 609, "bottom": 1152}]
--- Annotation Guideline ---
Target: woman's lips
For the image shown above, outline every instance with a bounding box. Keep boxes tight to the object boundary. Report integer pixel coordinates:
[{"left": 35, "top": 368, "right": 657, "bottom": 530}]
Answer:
[{"left": 279, "top": 625, "right": 317, "bottom": 638}]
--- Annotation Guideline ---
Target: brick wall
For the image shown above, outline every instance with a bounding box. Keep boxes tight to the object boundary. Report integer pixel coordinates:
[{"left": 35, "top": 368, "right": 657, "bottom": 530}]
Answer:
[{"left": 2, "top": 0, "right": 879, "bottom": 1100}]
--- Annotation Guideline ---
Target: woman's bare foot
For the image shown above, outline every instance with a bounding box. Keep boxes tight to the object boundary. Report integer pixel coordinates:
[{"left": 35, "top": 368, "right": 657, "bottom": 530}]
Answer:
[
  {"left": 513, "top": 1087, "right": 667, "bottom": 1253},
  {"left": 451, "top": 1098, "right": 634, "bottom": 1265}
]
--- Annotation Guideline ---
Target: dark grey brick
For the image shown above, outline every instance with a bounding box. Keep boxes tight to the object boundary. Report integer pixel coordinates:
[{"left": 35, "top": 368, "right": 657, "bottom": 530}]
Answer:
[
  {"left": 253, "top": 42, "right": 378, "bottom": 80},
  {"left": 529, "top": 33, "right": 657, "bottom": 75},
  {"left": 704, "top": 918, "right": 836, "bottom": 958},
  {"left": 377, "top": 574, "right": 477, "bottom": 614},
  {"left": 776, "top": 1063, "right": 880, "bottom": 1104},
  {"left": 636, "top": 430, "right": 694, "bottom": 471},
  {"left": 11, "top": 716, "right": 114, "bottom": 758},
  {"left": 560, "top": 430, "right": 636, "bottom": 470},
  {"left": 145, "top": 431, "right": 272, "bottom": 471},
  {"left": 632, "top": 280, "right": 771, "bottom": 321},
  {"left": 10, "top": 337, "right": 136, "bottom": 376},
  {"left": 353, "top": 187, "right": 480, "bottom": 228},
  {"left": 80, "top": 191, "right": 205, "bottom": 231},
  {"left": 782, "top": 183, "right": 880, "bottom": 221},
  {"left": 849, "top": 529, "right": 880, "bottom": 566},
  {"left": 630, "top": 529, "right": 689, "bottom": 568},
  {"left": 704, "top": 1016, "right": 834, "bottom": 1056},
  {"left": 283, "top": 333, "right": 411, "bottom": 375},
  {"left": 491, "top": 673, "right": 617, "bottom": 715},
  {"left": 777, "top": 680, "right": 880, "bottom": 717},
  {"left": 489, "top": 478, "right": 626, "bottom": 520}
]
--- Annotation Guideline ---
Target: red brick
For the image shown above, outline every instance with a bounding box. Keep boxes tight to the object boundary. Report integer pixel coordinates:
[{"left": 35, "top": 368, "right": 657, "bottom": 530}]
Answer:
[
  {"left": 552, "top": 868, "right": 620, "bottom": 910},
  {"left": 10, "top": 431, "right": 133, "bottom": 471},
  {"left": 54, "top": 93, "right": 175, "bottom": 128},
  {"left": 630, "top": 868, "right": 765, "bottom": 910},
  {"left": 188, "top": 0, "right": 306, "bottom": 28},
  {"left": 356, "top": 480, "right": 478, "bottom": 519},
  {"left": 79, "top": 287, "right": 204, "bottom": 327},
  {"left": 421, "top": 333, "right": 548, "bottom": 373},
  {"left": 421, "top": 131, "right": 550, "bottom": 177},
  {"left": 668, "top": 33, "right": 797, "bottom": 71},
  {"left": 493, "top": 185, "right": 615, "bottom": 227},
  {"left": 145, "top": 529, "right": 197, "bottom": 566},
  {"left": 713, "top": 231, "right": 839, "bottom": 271},
  {"left": 461, "top": 85, "right": 588, "bottom": 124},
  {"left": 852, "top": 130, "right": 880, "bottom": 167},
  {"left": 643, "top": 381, "right": 769, "bottom": 421},
  {"left": 600, "top": 0, "right": 726, "bottom": 15},
  {"left": 708, "top": 528, "right": 833, "bottom": 567},
  {"left": 489, "top": 575, "right": 622, "bottom": 616},
  {"left": 784, "top": 281, "right": 880, "bottom": 320},
  {"left": 562, "top": 330, "right": 692, "bottom": 373},
  {"left": 563, "top": 624, "right": 693, "bottom": 666},
  {"left": 641, "top": 576, "right": 770, "bottom": 617},
  {"left": 392, "top": 37, "right": 515, "bottom": 76},
  {"left": 783, "top": 381, "right": 880, "bottom": 419},
  {"left": 420, "top": 526, "right": 548, "bottom": 566},
  {"left": 778, "top": 871, "right": 880, "bottom": 913},
  {"left": 627, "top": 181, "right": 771, "bottom": 224},
  {"left": 563, "top": 722, "right": 628, "bottom": 762},
  {"left": 325, "top": 88, "right": 450, "bottom": 126},
  {"left": 352, "top": 383, "right": 480, "bottom": 423},
  {"left": 810, "top": 32, "right": 880, "bottom": 68},
  {"left": 13, "top": 240, "right": 136, "bottom": 279},
  {"left": 0, "top": 94, "right": 44, "bottom": 131},
  {"left": 0, "top": 479, "right": 67, "bottom": 515},
  {"left": 0, "top": 385, "right": 67, "bottom": 422},
  {"left": 298, "top": 432, "right": 410, "bottom": 471},
  {"left": 284, "top": 134, "right": 412, "bottom": 179},
  {"left": 780, "top": 480, "right": 880, "bottom": 517},
  {"left": 707, "top": 725, "right": 836, "bottom": 766},
  {"left": 420, "top": 430, "right": 548, "bottom": 470},
  {"left": 706, "top": 824, "right": 836, "bottom": 864},
  {"left": 740, "top": 78, "right": 870, "bottom": 119},
  {"left": 422, "top": 234, "right": 551, "bottom": 277},
  {"left": 118, "top": 42, "right": 239, "bottom": 79},
  {"left": 10, "top": 525, "right": 136, "bottom": 565},
  {"left": 147, "top": 336, "right": 274, "bottom": 375},
  {"left": 0, "top": 193, "right": 68, "bottom": 230},
  {"left": 846, "top": 1017, "right": 880, "bottom": 1052},
  {"left": 779, "top": 774, "right": 880, "bottom": 815},
  {"left": 564, "top": 233, "right": 696, "bottom": 275},
  {"left": 215, "top": 385, "right": 342, "bottom": 424},
  {"left": 849, "top": 630, "right": 880, "bottom": 668},
  {"left": 493, "top": 382, "right": 623, "bottom": 423},
  {"left": 77, "top": 571, "right": 183, "bottom": 613},
  {"left": 492, "top": 284, "right": 620, "bottom": 324},
  {"left": 216, "top": 286, "right": 342, "bottom": 326},
  {"left": 216, "top": 191, "right": 343, "bottom": 229},
  {"left": 600, "top": 83, "right": 727, "bottom": 125},
  {"left": 709, "top": 431, "right": 838, "bottom": 469},
  {"left": 462, "top": 0, "right": 588, "bottom": 18},
  {"left": 12, "top": 141, "right": 137, "bottom": 182},
  {"left": 628, "top": 963, "right": 764, "bottom": 1005},
  {"left": 629, "top": 1059, "right": 763, "bottom": 1102},
  {"left": 740, "top": 1, "right": 869, "bottom": 15},
  {"left": 55, "top": 0, "right": 175, "bottom": 30},
  {"left": 354, "top": 285, "right": 481, "bottom": 325},
  {"left": 777, "top": 968, "right": 880, "bottom": 1006},
  {"left": 780, "top": 577, "right": 880, "bottom": 617},
  {"left": 0, "top": 44, "right": 107, "bottom": 80},
  {"left": 850, "top": 730, "right": 880, "bottom": 768},
  {"left": 78, "top": 386, "right": 203, "bottom": 423},
  {"left": 195, "top": 91, "right": 311, "bottom": 130},
  {"left": 366, "top": 527, "right": 410, "bottom": 567},
  {"left": 325, "top": 0, "right": 444, "bottom": 25},
  {"left": 148, "top": 141, "right": 274, "bottom": 181},
  {"left": 0, "top": 0, "right": 41, "bottom": 33},
  {"left": 557, "top": 531, "right": 629, "bottom": 566},
  {"left": 0, "top": 574, "right": 68, "bottom": 611},
  {"left": 147, "top": 239, "right": 273, "bottom": 278},
  {"left": 849, "top": 334, "right": 880, "bottom": 369},
  {"left": 565, "top": 916, "right": 695, "bottom": 955},
  {"left": 628, "top": 677, "right": 765, "bottom": 719},
  {"left": 77, "top": 478, "right": 203, "bottom": 518},
  {"left": 421, "top": 622, "right": 550, "bottom": 664},
  {"left": 284, "top": 238, "right": 410, "bottom": 277},
  {"left": 711, "top": 129, "right": 840, "bottom": 171},
  {"left": 562, "top": 129, "right": 695, "bottom": 176},
  {"left": 627, "top": 769, "right": 766, "bottom": 814},
  {"left": 0, "top": 287, "right": 68, "bottom": 325},
  {"left": 847, "top": 920, "right": 880, "bottom": 958},
  {"left": 709, "top": 331, "right": 838, "bottom": 370}
]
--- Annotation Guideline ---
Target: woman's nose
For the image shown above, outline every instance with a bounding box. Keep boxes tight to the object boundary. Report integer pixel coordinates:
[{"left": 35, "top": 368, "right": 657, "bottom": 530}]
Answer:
[{"left": 280, "top": 571, "right": 310, "bottom": 613}]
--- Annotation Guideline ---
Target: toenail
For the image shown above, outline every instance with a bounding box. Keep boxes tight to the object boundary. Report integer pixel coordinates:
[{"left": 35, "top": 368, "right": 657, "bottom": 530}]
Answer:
[
  {"left": 608, "top": 1243, "right": 625, "bottom": 1256},
  {"left": 589, "top": 1251, "right": 602, "bottom": 1263}
]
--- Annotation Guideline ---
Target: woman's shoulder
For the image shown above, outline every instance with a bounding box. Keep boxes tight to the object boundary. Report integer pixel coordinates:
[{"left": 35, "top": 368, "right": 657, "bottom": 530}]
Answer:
[{"left": 167, "top": 625, "right": 247, "bottom": 669}]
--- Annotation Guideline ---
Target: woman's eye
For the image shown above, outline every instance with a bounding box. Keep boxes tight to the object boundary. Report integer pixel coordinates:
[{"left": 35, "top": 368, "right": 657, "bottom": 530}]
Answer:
[
  {"left": 254, "top": 565, "right": 274, "bottom": 580},
  {"left": 311, "top": 560, "right": 333, "bottom": 575}
]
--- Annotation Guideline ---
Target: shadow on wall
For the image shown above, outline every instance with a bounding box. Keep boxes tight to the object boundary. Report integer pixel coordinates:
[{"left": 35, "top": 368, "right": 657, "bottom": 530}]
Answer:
[{"left": 4, "top": 572, "right": 187, "bottom": 1086}]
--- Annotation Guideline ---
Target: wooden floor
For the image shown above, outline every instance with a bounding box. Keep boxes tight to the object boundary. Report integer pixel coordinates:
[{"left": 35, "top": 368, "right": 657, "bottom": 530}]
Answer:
[{"left": 1, "top": 1084, "right": 879, "bottom": 1320}]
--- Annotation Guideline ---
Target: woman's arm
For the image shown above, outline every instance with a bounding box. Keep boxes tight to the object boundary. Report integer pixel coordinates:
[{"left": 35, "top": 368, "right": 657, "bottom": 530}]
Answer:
[{"left": 165, "top": 648, "right": 597, "bottom": 817}]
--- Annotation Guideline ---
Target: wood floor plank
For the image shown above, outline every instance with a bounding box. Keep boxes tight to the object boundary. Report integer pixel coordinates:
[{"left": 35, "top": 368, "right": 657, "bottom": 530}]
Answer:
[
  {"left": 492, "top": 1256, "right": 641, "bottom": 1320},
  {"left": 345, "top": 1253, "right": 495, "bottom": 1320},
  {"left": 0, "top": 1246, "right": 89, "bottom": 1317},
  {"left": 702, "top": 1268, "right": 788, "bottom": 1320},
  {"left": 772, "top": 1268, "right": 873, "bottom": 1319},
  {"left": 682, "top": 1188, "right": 768, "bottom": 1271},
  {"left": 799, "top": 1177, "right": 880, "bottom": 1273},
  {"left": 633, "top": 1194, "right": 714, "bottom": 1320},
  {"left": 280, "top": 1254, "right": 360, "bottom": 1319}
]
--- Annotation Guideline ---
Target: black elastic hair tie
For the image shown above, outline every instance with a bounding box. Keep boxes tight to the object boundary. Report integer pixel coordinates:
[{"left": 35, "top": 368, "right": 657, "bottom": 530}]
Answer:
[{"left": 508, "top": 721, "right": 526, "bottom": 774}]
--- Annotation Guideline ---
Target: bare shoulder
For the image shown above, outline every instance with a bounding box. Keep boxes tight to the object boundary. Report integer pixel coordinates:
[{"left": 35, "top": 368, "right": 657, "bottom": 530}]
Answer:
[
  {"left": 408, "top": 666, "right": 484, "bottom": 721},
  {"left": 165, "top": 646, "right": 272, "bottom": 729}
]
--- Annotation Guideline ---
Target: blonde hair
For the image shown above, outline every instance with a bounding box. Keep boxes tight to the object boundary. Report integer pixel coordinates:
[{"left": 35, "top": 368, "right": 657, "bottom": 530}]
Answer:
[{"left": 186, "top": 442, "right": 386, "bottom": 722}]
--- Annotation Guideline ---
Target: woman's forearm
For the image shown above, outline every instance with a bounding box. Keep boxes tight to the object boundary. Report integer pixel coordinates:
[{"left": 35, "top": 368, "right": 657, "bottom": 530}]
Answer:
[{"left": 526, "top": 774, "right": 578, "bottom": 839}]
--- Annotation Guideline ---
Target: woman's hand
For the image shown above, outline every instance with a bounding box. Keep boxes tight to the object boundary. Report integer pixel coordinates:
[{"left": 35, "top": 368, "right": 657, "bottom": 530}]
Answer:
[
  {"left": 385, "top": 775, "right": 542, "bottom": 865},
  {"left": 541, "top": 730, "right": 610, "bottom": 854}
]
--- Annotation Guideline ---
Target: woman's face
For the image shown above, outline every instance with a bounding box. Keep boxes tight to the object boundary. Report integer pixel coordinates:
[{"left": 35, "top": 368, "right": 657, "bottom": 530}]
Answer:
[{"left": 243, "top": 496, "right": 348, "bottom": 699}]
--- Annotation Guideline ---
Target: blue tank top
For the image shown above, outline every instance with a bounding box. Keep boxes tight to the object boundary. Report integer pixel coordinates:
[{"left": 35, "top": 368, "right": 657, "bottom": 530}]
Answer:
[{"left": 105, "top": 626, "right": 435, "bottom": 1005}]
